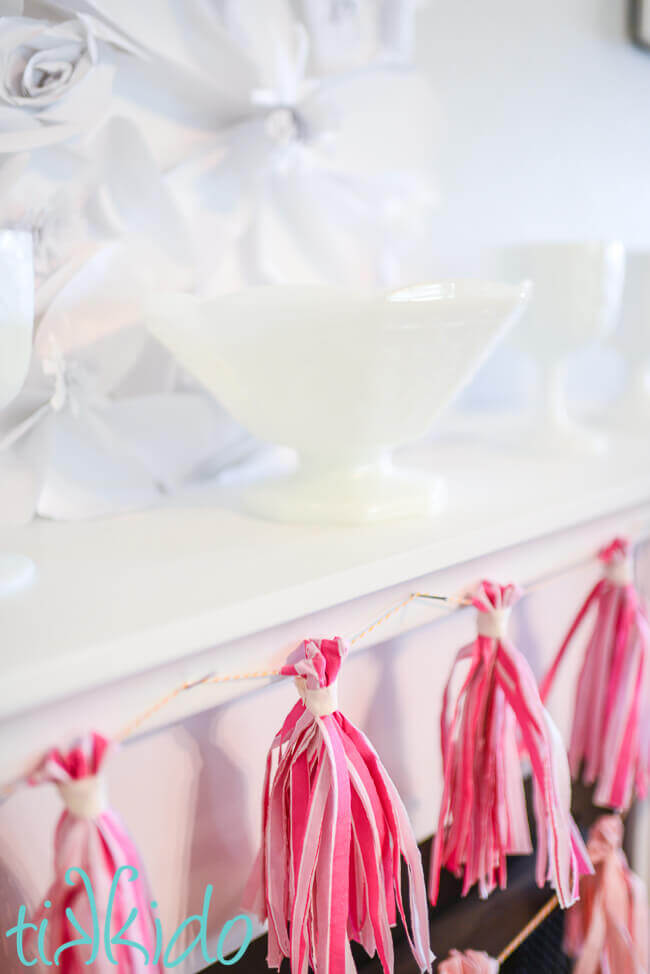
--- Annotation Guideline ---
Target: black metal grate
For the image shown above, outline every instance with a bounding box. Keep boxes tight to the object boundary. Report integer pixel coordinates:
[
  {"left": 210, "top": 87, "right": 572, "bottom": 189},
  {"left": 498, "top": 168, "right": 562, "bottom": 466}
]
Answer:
[{"left": 501, "top": 906, "right": 571, "bottom": 974}]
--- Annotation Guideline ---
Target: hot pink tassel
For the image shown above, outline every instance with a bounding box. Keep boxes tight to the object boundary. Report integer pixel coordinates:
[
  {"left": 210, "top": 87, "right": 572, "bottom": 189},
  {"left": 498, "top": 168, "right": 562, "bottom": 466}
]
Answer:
[
  {"left": 540, "top": 538, "right": 650, "bottom": 811},
  {"left": 438, "top": 950, "right": 499, "bottom": 973},
  {"left": 430, "top": 581, "right": 592, "bottom": 907},
  {"left": 29, "top": 732, "right": 161, "bottom": 973},
  {"left": 565, "top": 815, "right": 648, "bottom": 974},
  {"left": 249, "top": 637, "right": 433, "bottom": 974}
]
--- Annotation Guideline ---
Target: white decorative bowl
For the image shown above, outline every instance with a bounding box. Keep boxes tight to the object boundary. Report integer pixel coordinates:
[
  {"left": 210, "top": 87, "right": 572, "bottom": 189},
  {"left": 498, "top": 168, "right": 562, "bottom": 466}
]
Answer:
[{"left": 148, "top": 282, "right": 529, "bottom": 523}]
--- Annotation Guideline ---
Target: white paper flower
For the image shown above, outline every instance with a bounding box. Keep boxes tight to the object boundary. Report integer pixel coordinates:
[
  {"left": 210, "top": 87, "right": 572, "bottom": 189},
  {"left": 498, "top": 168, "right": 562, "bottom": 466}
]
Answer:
[
  {"left": 0, "top": 245, "right": 254, "bottom": 522},
  {"left": 0, "top": 11, "right": 115, "bottom": 152},
  {"left": 46, "top": 0, "right": 438, "bottom": 288},
  {"left": 0, "top": 111, "right": 194, "bottom": 301},
  {"left": 154, "top": 2, "right": 439, "bottom": 288}
]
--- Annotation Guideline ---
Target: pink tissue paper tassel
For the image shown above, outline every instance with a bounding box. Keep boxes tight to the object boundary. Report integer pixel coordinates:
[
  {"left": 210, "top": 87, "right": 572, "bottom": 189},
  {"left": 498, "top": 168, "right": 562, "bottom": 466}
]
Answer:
[
  {"left": 439, "top": 949, "right": 499, "bottom": 973},
  {"left": 29, "top": 732, "right": 161, "bottom": 974},
  {"left": 565, "top": 815, "right": 648, "bottom": 974},
  {"left": 540, "top": 538, "right": 650, "bottom": 811},
  {"left": 429, "top": 581, "right": 592, "bottom": 908},
  {"left": 247, "top": 637, "right": 433, "bottom": 974}
]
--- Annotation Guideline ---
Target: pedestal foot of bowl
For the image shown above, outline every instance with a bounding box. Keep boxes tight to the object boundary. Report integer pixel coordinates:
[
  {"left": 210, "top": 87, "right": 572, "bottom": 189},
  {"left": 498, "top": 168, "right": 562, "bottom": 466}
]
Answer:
[{"left": 241, "top": 460, "right": 447, "bottom": 524}]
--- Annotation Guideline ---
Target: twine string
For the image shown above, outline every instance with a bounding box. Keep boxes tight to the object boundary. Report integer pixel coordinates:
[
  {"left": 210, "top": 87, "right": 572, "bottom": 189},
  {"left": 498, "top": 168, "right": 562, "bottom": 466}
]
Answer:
[
  {"left": 116, "top": 668, "right": 284, "bottom": 742},
  {"left": 4, "top": 535, "right": 647, "bottom": 792},
  {"left": 118, "top": 589, "right": 471, "bottom": 742},
  {"left": 110, "top": 541, "right": 649, "bottom": 742},
  {"left": 497, "top": 894, "right": 558, "bottom": 965}
]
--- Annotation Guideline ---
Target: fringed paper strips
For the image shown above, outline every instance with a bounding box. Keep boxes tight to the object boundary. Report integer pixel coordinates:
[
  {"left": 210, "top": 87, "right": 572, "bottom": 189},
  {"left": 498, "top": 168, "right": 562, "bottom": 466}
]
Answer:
[
  {"left": 540, "top": 538, "right": 650, "bottom": 811},
  {"left": 429, "top": 581, "right": 591, "bottom": 907},
  {"left": 565, "top": 815, "right": 649, "bottom": 974},
  {"left": 248, "top": 637, "right": 433, "bottom": 974},
  {"left": 438, "top": 950, "right": 499, "bottom": 973},
  {"left": 29, "top": 732, "right": 161, "bottom": 973}
]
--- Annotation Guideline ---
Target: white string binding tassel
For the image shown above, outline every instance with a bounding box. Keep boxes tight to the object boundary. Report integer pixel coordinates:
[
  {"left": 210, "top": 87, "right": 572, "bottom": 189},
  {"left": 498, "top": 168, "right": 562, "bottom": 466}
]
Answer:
[
  {"left": 56, "top": 773, "right": 108, "bottom": 819},
  {"left": 294, "top": 676, "right": 339, "bottom": 717}
]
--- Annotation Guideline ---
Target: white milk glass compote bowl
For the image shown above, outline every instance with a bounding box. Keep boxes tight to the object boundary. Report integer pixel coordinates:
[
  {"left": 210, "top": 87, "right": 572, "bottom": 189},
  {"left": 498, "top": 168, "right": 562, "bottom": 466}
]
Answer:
[
  {"left": 613, "top": 251, "right": 650, "bottom": 429},
  {"left": 0, "top": 230, "right": 36, "bottom": 593},
  {"left": 148, "top": 282, "right": 529, "bottom": 524},
  {"left": 499, "top": 242, "right": 625, "bottom": 454}
]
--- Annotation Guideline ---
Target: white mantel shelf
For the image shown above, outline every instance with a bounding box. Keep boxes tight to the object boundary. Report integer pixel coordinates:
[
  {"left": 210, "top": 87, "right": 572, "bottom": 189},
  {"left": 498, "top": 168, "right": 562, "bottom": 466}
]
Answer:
[{"left": 1, "top": 430, "right": 649, "bottom": 728}]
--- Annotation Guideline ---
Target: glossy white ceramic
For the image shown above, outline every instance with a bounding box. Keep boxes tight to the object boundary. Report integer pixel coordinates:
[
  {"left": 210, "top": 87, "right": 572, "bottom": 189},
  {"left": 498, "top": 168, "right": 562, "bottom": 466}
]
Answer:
[
  {"left": 499, "top": 241, "right": 625, "bottom": 453},
  {"left": 148, "top": 282, "right": 529, "bottom": 523},
  {"left": 0, "top": 229, "right": 36, "bottom": 596}
]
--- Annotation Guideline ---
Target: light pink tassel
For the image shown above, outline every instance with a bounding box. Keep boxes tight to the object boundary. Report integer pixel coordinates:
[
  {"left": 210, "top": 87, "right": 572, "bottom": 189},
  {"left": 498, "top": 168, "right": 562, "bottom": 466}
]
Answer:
[
  {"left": 438, "top": 949, "right": 499, "bottom": 973},
  {"left": 565, "top": 815, "right": 648, "bottom": 974},
  {"left": 29, "top": 733, "right": 161, "bottom": 973},
  {"left": 540, "top": 538, "right": 650, "bottom": 811},
  {"left": 247, "top": 638, "right": 433, "bottom": 974},
  {"left": 430, "top": 581, "right": 592, "bottom": 908}
]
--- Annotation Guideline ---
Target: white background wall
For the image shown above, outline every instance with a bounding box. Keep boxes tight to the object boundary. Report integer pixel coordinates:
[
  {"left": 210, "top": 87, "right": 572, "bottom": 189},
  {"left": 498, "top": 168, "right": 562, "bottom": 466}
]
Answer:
[{"left": 415, "top": 0, "right": 650, "bottom": 274}]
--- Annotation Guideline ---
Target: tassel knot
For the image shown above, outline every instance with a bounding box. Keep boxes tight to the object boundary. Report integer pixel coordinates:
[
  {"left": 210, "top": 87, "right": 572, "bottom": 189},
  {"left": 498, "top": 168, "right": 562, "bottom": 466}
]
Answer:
[
  {"left": 600, "top": 537, "right": 634, "bottom": 585},
  {"left": 473, "top": 581, "right": 520, "bottom": 641},
  {"left": 473, "top": 580, "right": 522, "bottom": 614},
  {"left": 599, "top": 536, "right": 630, "bottom": 563},
  {"left": 56, "top": 774, "right": 107, "bottom": 818},
  {"left": 282, "top": 636, "right": 346, "bottom": 687},
  {"left": 294, "top": 678, "right": 339, "bottom": 716},
  {"left": 586, "top": 815, "right": 625, "bottom": 865},
  {"left": 476, "top": 608, "right": 512, "bottom": 640}
]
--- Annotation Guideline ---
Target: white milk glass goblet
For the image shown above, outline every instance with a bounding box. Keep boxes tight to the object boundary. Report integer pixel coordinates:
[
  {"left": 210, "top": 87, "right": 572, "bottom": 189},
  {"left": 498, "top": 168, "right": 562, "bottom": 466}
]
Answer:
[
  {"left": 0, "top": 229, "right": 36, "bottom": 595},
  {"left": 499, "top": 241, "right": 625, "bottom": 454}
]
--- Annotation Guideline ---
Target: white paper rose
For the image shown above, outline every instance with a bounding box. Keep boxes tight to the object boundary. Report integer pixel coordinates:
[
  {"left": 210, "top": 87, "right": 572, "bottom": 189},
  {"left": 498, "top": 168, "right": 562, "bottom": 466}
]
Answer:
[{"left": 0, "top": 12, "right": 115, "bottom": 153}]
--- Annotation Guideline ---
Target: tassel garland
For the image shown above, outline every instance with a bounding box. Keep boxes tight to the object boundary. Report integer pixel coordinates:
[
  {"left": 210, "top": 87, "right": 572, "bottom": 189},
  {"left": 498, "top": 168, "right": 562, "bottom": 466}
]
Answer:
[
  {"left": 540, "top": 538, "right": 650, "bottom": 811},
  {"left": 429, "top": 581, "right": 592, "bottom": 907},
  {"left": 248, "top": 637, "right": 433, "bottom": 974},
  {"left": 29, "top": 733, "right": 161, "bottom": 973},
  {"left": 565, "top": 815, "right": 648, "bottom": 974}
]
